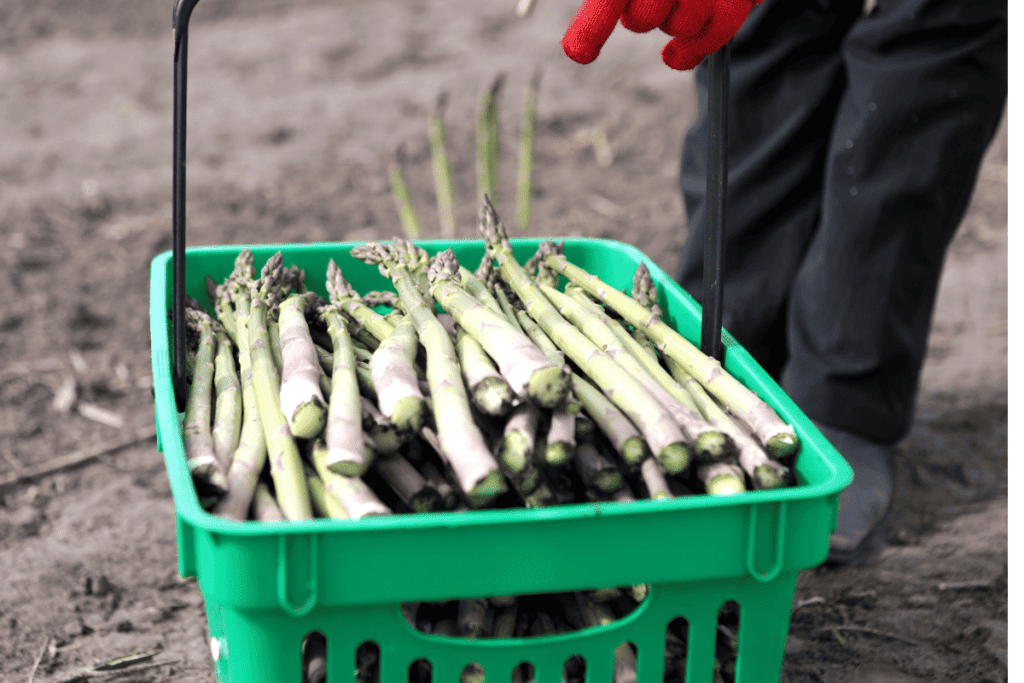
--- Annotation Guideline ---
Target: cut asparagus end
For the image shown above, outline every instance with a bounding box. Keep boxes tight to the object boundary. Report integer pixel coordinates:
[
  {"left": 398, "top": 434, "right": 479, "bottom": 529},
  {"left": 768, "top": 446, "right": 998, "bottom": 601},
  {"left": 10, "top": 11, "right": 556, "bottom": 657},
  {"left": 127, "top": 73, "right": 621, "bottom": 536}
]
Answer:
[
  {"left": 368, "top": 425, "right": 403, "bottom": 455},
  {"left": 288, "top": 398, "right": 327, "bottom": 439},
  {"left": 766, "top": 432, "right": 800, "bottom": 459},
  {"left": 466, "top": 470, "right": 508, "bottom": 508},
  {"left": 693, "top": 431, "right": 734, "bottom": 462},
  {"left": 527, "top": 365, "right": 571, "bottom": 409},
  {"left": 706, "top": 474, "right": 746, "bottom": 495},
  {"left": 656, "top": 443, "right": 691, "bottom": 475},
  {"left": 523, "top": 481, "right": 556, "bottom": 508},
  {"left": 472, "top": 377, "right": 516, "bottom": 416},
  {"left": 326, "top": 444, "right": 375, "bottom": 477},
  {"left": 593, "top": 470, "right": 624, "bottom": 493},
  {"left": 190, "top": 464, "right": 228, "bottom": 498},
  {"left": 544, "top": 441, "right": 573, "bottom": 466},
  {"left": 409, "top": 489, "right": 444, "bottom": 514},
  {"left": 390, "top": 395, "right": 427, "bottom": 434},
  {"left": 754, "top": 463, "right": 790, "bottom": 490},
  {"left": 621, "top": 437, "right": 649, "bottom": 469},
  {"left": 500, "top": 432, "right": 531, "bottom": 473},
  {"left": 517, "top": 465, "right": 542, "bottom": 495}
]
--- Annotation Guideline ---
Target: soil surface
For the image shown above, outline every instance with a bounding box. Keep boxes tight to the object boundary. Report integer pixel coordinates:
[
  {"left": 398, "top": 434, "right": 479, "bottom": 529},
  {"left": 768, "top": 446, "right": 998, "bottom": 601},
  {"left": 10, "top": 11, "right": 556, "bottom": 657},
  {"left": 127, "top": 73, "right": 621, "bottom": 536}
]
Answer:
[{"left": 0, "top": 0, "right": 1008, "bottom": 681}]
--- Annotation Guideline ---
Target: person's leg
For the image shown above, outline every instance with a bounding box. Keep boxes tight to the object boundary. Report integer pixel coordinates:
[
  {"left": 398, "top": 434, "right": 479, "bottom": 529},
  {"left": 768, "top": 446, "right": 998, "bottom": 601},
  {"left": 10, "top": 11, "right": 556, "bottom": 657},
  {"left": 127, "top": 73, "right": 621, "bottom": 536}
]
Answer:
[
  {"left": 779, "top": 0, "right": 1007, "bottom": 562},
  {"left": 677, "top": 0, "right": 864, "bottom": 379}
]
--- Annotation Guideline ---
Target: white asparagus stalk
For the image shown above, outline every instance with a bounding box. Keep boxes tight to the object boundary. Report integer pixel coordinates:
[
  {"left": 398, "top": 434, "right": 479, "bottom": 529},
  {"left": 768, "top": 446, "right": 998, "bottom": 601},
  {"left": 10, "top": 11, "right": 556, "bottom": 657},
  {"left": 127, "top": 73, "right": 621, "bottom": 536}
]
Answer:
[{"left": 279, "top": 292, "right": 327, "bottom": 439}]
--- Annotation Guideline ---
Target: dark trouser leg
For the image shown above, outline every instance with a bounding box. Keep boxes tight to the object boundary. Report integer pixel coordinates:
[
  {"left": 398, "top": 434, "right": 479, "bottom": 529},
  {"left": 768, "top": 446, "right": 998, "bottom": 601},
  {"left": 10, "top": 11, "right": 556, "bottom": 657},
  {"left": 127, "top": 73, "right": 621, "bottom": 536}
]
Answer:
[
  {"left": 779, "top": 0, "right": 1007, "bottom": 443},
  {"left": 680, "top": 0, "right": 1007, "bottom": 443},
  {"left": 678, "top": 0, "right": 865, "bottom": 379}
]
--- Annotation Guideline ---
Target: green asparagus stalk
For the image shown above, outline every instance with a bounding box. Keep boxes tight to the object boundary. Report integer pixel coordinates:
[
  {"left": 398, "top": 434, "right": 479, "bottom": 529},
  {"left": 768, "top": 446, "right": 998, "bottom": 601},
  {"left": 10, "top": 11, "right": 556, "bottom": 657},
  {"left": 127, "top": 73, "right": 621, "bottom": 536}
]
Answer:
[
  {"left": 304, "top": 463, "right": 350, "bottom": 519},
  {"left": 268, "top": 318, "right": 284, "bottom": 380},
  {"left": 697, "top": 461, "right": 747, "bottom": 495},
  {"left": 516, "top": 308, "right": 649, "bottom": 468},
  {"left": 428, "top": 93, "right": 457, "bottom": 239},
  {"left": 389, "top": 151, "right": 423, "bottom": 240},
  {"left": 668, "top": 359, "right": 790, "bottom": 490},
  {"left": 500, "top": 401, "right": 540, "bottom": 473},
  {"left": 309, "top": 438, "right": 392, "bottom": 518},
  {"left": 319, "top": 304, "right": 373, "bottom": 475},
  {"left": 478, "top": 200, "right": 690, "bottom": 474},
  {"left": 248, "top": 274, "right": 314, "bottom": 521},
  {"left": 515, "top": 68, "right": 541, "bottom": 234},
  {"left": 543, "top": 402, "right": 576, "bottom": 466},
  {"left": 370, "top": 314, "right": 429, "bottom": 433},
  {"left": 374, "top": 453, "right": 442, "bottom": 513},
  {"left": 540, "top": 284, "right": 703, "bottom": 474},
  {"left": 456, "top": 266, "right": 505, "bottom": 317},
  {"left": 455, "top": 327, "right": 516, "bottom": 416},
  {"left": 325, "top": 260, "right": 397, "bottom": 344},
  {"left": 352, "top": 241, "right": 506, "bottom": 507},
  {"left": 574, "top": 442, "right": 624, "bottom": 493},
  {"left": 211, "top": 327, "right": 241, "bottom": 468},
  {"left": 252, "top": 481, "right": 286, "bottom": 522},
  {"left": 565, "top": 285, "right": 735, "bottom": 462},
  {"left": 183, "top": 308, "right": 228, "bottom": 497},
  {"left": 213, "top": 283, "right": 269, "bottom": 521},
  {"left": 640, "top": 457, "right": 672, "bottom": 499},
  {"left": 538, "top": 241, "right": 800, "bottom": 459},
  {"left": 427, "top": 248, "right": 570, "bottom": 409},
  {"left": 278, "top": 292, "right": 328, "bottom": 439},
  {"left": 494, "top": 284, "right": 525, "bottom": 334},
  {"left": 476, "top": 74, "right": 504, "bottom": 207},
  {"left": 419, "top": 460, "right": 460, "bottom": 510}
]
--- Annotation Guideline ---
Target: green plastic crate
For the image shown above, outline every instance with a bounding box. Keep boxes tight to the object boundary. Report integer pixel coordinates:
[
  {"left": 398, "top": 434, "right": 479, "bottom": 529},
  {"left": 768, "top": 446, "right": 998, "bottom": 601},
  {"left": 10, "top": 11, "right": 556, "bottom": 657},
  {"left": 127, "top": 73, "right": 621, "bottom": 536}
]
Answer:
[{"left": 149, "top": 237, "right": 852, "bottom": 683}]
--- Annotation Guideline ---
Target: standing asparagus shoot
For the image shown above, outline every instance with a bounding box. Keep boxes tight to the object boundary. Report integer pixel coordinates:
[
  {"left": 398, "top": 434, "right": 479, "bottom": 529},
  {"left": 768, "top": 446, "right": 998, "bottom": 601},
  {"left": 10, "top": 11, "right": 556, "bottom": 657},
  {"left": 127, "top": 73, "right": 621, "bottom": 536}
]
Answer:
[
  {"left": 429, "top": 92, "right": 457, "bottom": 239},
  {"left": 389, "top": 146, "right": 423, "bottom": 240},
  {"left": 516, "top": 68, "right": 541, "bottom": 234},
  {"left": 476, "top": 74, "right": 504, "bottom": 207}
]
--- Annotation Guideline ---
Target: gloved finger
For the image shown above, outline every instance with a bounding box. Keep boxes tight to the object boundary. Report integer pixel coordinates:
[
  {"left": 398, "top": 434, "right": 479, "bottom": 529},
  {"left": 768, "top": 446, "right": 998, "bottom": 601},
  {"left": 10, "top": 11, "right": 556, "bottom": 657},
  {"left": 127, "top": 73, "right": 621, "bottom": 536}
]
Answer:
[
  {"left": 562, "top": 0, "right": 631, "bottom": 64},
  {"left": 621, "top": 0, "right": 676, "bottom": 34},
  {"left": 660, "top": 0, "right": 712, "bottom": 38},
  {"left": 662, "top": 0, "right": 753, "bottom": 70}
]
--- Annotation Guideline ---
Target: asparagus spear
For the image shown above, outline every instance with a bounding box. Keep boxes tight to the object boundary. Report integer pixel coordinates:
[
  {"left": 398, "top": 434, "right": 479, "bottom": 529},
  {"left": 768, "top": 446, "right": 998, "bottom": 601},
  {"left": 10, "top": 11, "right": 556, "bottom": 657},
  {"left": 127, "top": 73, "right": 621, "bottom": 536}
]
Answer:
[
  {"left": 537, "top": 241, "right": 800, "bottom": 459},
  {"left": 565, "top": 285, "right": 735, "bottom": 462},
  {"left": 515, "top": 68, "right": 541, "bottom": 234},
  {"left": 478, "top": 199, "right": 690, "bottom": 474},
  {"left": 369, "top": 314, "right": 429, "bottom": 433},
  {"left": 428, "top": 248, "right": 570, "bottom": 409},
  {"left": 278, "top": 292, "right": 328, "bottom": 439},
  {"left": 543, "top": 403, "right": 576, "bottom": 466},
  {"left": 639, "top": 457, "right": 672, "bottom": 499},
  {"left": 389, "top": 148, "right": 423, "bottom": 239},
  {"left": 251, "top": 481, "right": 286, "bottom": 522},
  {"left": 374, "top": 453, "right": 442, "bottom": 513},
  {"left": 696, "top": 461, "right": 747, "bottom": 495},
  {"left": 516, "top": 308, "right": 648, "bottom": 468},
  {"left": 500, "top": 401, "right": 540, "bottom": 473},
  {"left": 455, "top": 327, "right": 516, "bottom": 416},
  {"left": 457, "top": 266, "right": 505, "bottom": 317},
  {"left": 540, "top": 284, "right": 701, "bottom": 474},
  {"left": 419, "top": 460, "right": 460, "bottom": 510},
  {"left": 304, "top": 463, "right": 350, "bottom": 519},
  {"left": 325, "top": 260, "right": 397, "bottom": 344},
  {"left": 668, "top": 359, "right": 790, "bottom": 490},
  {"left": 309, "top": 438, "right": 392, "bottom": 518},
  {"left": 362, "top": 396, "right": 403, "bottom": 456},
  {"left": 183, "top": 308, "right": 228, "bottom": 497},
  {"left": 319, "top": 303, "right": 374, "bottom": 475},
  {"left": 352, "top": 241, "right": 506, "bottom": 507},
  {"left": 574, "top": 442, "right": 623, "bottom": 493},
  {"left": 428, "top": 93, "right": 457, "bottom": 239},
  {"left": 476, "top": 74, "right": 504, "bottom": 207},
  {"left": 213, "top": 283, "right": 269, "bottom": 521},
  {"left": 247, "top": 258, "right": 314, "bottom": 521}
]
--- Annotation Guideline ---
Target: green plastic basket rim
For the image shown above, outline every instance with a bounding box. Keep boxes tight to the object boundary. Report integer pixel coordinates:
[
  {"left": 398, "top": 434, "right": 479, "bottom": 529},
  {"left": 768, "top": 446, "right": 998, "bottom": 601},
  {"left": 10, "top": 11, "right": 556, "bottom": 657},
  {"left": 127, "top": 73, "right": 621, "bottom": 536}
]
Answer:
[{"left": 149, "top": 237, "right": 853, "bottom": 538}]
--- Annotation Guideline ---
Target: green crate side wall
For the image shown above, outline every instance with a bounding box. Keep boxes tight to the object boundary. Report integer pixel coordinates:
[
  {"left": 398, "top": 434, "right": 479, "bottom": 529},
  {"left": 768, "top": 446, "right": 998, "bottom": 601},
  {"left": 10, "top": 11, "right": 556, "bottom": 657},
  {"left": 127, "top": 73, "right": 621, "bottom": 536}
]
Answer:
[
  {"left": 149, "top": 238, "right": 849, "bottom": 602},
  {"left": 202, "top": 572, "right": 799, "bottom": 683}
]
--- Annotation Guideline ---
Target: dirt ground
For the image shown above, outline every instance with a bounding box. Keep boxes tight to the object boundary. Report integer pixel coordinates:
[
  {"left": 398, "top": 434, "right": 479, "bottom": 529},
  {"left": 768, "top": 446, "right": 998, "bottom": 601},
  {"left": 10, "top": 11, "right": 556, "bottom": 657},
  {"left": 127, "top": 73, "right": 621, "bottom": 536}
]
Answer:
[{"left": 0, "top": 0, "right": 1008, "bottom": 681}]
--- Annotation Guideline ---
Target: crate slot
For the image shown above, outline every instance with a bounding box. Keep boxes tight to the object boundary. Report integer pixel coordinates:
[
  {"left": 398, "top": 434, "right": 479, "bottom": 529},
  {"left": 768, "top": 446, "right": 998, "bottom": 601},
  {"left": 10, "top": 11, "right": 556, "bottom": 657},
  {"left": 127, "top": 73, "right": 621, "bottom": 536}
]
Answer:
[
  {"left": 409, "top": 658, "right": 432, "bottom": 683},
  {"left": 664, "top": 618, "right": 689, "bottom": 682},
  {"left": 461, "top": 663, "right": 485, "bottom": 683},
  {"left": 512, "top": 662, "right": 534, "bottom": 683},
  {"left": 715, "top": 601, "right": 740, "bottom": 683},
  {"left": 614, "top": 642, "right": 637, "bottom": 683},
  {"left": 303, "top": 631, "right": 327, "bottom": 683},
  {"left": 563, "top": 655, "right": 585, "bottom": 683},
  {"left": 357, "top": 641, "right": 381, "bottom": 683}
]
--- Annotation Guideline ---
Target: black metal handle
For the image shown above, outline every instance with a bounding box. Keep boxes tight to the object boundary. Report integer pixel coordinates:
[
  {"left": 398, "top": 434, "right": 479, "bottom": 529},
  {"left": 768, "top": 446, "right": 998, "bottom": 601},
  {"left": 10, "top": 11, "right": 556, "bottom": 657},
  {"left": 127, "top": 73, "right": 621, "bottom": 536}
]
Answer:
[
  {"left": 171, "top": 0, "right": 202, "bottom": 412},
  {"left": 701, "top": 42, "right": 729, "bottom": 364}
]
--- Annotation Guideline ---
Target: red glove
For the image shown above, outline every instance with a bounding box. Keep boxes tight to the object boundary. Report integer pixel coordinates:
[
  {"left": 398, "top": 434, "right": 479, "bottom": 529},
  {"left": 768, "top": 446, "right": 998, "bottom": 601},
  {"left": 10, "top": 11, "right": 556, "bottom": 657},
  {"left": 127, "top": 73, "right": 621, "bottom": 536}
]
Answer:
[{"left": 562, "top": 0, "right": 759, "bottom": 71}]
